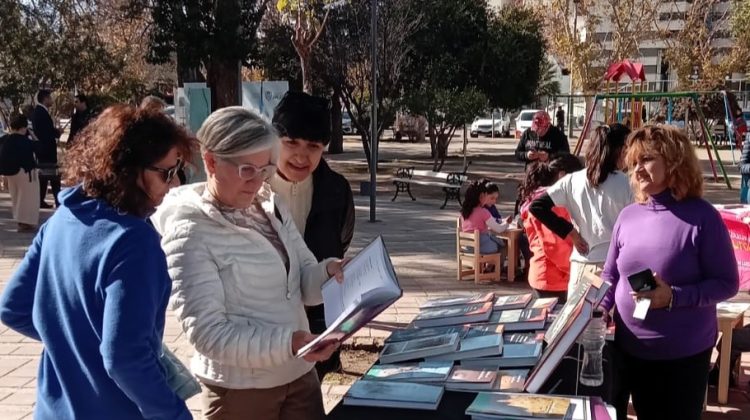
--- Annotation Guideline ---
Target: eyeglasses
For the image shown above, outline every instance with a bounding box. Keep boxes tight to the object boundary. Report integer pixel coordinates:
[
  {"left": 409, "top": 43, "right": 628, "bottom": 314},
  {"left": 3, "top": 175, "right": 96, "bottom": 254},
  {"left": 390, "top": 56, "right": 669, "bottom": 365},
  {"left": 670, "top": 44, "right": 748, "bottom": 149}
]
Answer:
[
  {"left": 146, "top": 158, "right": 184, "bottom": 184},
  {"left": 220, "top": 158, "right": 276, "bottom": 181}
]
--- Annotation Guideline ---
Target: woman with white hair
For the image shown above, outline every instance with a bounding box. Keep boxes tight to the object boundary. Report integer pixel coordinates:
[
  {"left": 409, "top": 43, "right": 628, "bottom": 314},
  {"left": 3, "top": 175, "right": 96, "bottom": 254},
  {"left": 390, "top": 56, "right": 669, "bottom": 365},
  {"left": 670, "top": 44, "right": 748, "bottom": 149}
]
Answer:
[{"left": 151, "top": 107, "right": 344, "bottom": 420}]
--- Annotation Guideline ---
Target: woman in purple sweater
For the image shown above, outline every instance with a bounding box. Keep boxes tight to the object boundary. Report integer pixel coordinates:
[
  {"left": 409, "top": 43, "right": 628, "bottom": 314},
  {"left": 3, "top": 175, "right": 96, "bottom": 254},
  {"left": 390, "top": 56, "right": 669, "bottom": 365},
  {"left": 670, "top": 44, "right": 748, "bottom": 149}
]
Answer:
[{"left": 600, "top": 125, "right": 739, "bottom": 420}]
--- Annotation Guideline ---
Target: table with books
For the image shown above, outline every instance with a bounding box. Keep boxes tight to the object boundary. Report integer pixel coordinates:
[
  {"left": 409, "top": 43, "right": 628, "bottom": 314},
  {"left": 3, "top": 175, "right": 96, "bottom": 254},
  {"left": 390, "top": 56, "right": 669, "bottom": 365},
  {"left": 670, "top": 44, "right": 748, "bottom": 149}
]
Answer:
[{"left": 327, "top": 274, "right": 618, "bottom": 420}]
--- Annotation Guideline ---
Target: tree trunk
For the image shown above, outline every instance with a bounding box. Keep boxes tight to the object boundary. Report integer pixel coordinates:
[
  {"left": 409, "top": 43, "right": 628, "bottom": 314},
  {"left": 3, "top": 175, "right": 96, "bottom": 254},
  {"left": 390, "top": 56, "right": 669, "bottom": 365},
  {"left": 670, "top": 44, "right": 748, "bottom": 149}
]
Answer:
[
  {"left": 207, "top": 58, "right": 240, "bottom": 111},
  {"left": 176, "top": 55, "right": 205, "bottom": 86},
  {"left": 360, "top": 132, "right": 372, "bottom": 171},
  {"left": 428, "top": 123, "right": 437, "bottom": 159},
  {"left": 300, "top": 52, "right": 313, "bottom": 94},
  {"left": 328, "top": 90, "right": 344, "bottom": 154}
]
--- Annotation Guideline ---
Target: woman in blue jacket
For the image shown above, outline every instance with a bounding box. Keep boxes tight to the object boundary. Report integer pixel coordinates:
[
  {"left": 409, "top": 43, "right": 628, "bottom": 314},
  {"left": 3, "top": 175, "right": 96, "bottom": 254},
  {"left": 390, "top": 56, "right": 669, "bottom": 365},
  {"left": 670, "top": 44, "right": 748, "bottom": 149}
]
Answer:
[{"left": 0, "top": 105, "right": 196, "bottom": 420}]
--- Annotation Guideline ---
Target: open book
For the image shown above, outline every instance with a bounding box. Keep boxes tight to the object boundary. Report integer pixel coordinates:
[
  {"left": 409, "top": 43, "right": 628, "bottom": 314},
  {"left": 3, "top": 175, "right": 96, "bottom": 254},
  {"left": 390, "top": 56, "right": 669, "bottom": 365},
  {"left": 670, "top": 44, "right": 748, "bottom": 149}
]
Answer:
[
  {"left": 296, "top": 236, "right": 402, "bottom": 357},
  {"left": 524, "top": 272, "right": 610, "bottom": 393}
]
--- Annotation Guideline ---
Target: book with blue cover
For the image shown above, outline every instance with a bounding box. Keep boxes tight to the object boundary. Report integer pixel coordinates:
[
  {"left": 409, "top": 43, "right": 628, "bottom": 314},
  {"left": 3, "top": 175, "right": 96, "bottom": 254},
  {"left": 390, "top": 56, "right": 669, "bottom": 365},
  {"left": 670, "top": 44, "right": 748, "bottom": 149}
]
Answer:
[
  {"left": 363, "top": 361, "right": 453, "bottom": 383},
  {"left": 493, "top": 293, "right": 533, "bottom": 311},
  {"left": 461, "top": 341, "right": 542, "bottom": 368},
  {"left": 386, "top": 325, "right": 469, "bottom": 343},
  {"left": 379, "top": 332, "right": 460, "bottom": 364},
  {"left": 421, "top": 292, "right": 495, "bottom": 309},
  {"left": 412, "top": 302, "right": 493, "bottom": 328},
  {"left": 425, "top": 333, "right": 503, "bottom": 361},
  {"left": 492, "top": 308, "right": 547, "bottom": 331},
  {"left": 343, "top": 380, "right": 444, "bottom": 410},
  {"left": 464, "top": 324, "right": 505, "bottom": 340}
]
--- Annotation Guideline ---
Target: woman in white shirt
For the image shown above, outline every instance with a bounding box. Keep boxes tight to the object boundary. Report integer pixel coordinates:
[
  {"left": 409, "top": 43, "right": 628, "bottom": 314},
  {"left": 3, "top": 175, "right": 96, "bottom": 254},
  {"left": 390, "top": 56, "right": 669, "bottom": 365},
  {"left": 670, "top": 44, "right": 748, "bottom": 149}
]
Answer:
[
  {"left": 529, "top": 124, "right": 633, "bottom": 296},
  {"left": 151, "top": 107, "right": 345, "bottom": 420}
]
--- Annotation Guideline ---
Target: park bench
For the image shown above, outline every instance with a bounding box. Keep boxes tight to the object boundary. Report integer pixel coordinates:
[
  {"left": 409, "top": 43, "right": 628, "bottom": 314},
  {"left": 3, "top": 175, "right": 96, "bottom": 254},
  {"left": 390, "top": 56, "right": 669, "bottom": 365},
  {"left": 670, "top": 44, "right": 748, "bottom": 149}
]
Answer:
[{"left": 391, "top": 166, "right": 468, "bottom": 209}]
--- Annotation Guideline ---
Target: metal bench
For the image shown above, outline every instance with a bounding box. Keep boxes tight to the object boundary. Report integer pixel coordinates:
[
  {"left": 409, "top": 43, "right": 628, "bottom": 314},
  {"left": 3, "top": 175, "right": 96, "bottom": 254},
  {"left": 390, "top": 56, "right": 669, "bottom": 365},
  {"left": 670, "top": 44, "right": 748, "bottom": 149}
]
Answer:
[{"left": 391, "top": 167, "right": 468, "bottom": 209}]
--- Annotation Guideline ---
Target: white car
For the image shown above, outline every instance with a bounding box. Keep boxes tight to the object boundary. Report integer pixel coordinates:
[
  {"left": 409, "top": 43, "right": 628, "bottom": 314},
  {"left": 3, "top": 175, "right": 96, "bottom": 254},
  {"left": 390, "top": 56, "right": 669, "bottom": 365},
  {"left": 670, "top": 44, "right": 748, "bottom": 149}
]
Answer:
[
  {"left": 514, "top": 109, "right": 541, "bottom": 138},
  {"left": 470, "top": 113, "right": 511, "bottom": 138}
]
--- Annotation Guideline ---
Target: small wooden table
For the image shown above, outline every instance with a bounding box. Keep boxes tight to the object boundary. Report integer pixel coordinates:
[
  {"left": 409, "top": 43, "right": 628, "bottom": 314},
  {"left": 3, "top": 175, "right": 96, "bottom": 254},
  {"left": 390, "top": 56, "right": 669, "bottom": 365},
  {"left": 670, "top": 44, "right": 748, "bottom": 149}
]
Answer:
[
  {"left": 497, "top": 227, "right": 523, "bottom": 282},
  {"left": 716, "top": 302, "right": 750, "bottom": 404}
]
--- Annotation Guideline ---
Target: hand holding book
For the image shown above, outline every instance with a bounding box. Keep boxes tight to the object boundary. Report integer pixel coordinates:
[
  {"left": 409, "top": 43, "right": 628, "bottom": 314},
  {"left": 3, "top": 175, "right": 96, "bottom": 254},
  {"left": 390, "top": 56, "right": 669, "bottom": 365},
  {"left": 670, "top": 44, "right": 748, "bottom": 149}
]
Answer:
[
  {"left": 292, "top": 330, "right": 340, "bottom": 362},
  {"left": 325, "top": 258, "right": 351, "bottom": 283}
]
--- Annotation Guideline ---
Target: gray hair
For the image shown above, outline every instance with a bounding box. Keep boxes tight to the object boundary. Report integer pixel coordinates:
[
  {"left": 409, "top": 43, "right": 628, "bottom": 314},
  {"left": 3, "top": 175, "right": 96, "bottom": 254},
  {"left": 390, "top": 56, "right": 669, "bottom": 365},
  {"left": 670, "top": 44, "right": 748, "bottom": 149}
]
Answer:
[{"left": 196, "top": 106, "right": 279, "bottom": 161}]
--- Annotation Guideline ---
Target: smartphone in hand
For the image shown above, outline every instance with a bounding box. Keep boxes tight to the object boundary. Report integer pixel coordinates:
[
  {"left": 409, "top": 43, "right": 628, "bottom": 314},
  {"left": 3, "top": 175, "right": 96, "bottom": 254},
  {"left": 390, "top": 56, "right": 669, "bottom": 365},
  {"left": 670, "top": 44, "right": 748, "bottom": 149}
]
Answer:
[{"left": 627, "top": 269, "right": 657, "bottom": 292}]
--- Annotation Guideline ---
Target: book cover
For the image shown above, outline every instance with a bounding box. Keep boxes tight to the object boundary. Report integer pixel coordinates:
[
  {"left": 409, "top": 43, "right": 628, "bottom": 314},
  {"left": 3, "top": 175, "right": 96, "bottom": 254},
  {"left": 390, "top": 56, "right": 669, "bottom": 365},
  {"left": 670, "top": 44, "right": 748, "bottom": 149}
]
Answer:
[
  {"left": 497, "top": 369, "right": 529, "bottom": 392},
  {"left": 386, "top": 325, "right": 469, "bottom": 343},
  {"left": 447, "top": 366, "right": 497, "bottom": 385},
  {"left": 415, "top": 301, "right": 493, "bottom": 321},
  {"left": 363, "top": 361, "right": 452, "bottom": 382},
  {"left": 466, "top": 392, "right": 572, "bottom": 419},
  {"left": 465, "top": 324, "right": 505, "bottom": 339},
  {"left": 420, "top": 292, "right": 495, "bottom": 309},
  {"left": 344, "top": 380, "right": 444, "bottom": 407},
  {"left": 493, "top": 293, "right": 533, "bottom": 311},
  {"left": 379, "top": 332, "right": 460, "bottom": 364},
  {"left": 504, "top": 331, "right": 545, "bottom": 344},
  {"left": 529, "top": 297, "right": 559, "bottom": 311},
  {"left": 502, "top": 342, "right": 543, "bottom": 361}
]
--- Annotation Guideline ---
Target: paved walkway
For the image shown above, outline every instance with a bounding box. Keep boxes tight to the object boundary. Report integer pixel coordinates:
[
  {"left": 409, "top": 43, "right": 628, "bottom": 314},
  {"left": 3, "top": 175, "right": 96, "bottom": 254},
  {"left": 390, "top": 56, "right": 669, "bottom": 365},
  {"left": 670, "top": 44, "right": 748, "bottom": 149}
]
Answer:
[{"left": 0, "top": 136, "right": 749, "bottom": 418}]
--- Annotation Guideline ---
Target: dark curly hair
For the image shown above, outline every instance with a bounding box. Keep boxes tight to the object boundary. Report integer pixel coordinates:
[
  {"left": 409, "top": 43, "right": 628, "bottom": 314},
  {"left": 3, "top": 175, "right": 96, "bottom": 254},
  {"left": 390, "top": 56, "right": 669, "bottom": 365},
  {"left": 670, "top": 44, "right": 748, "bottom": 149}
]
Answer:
[
  {"left": 460, "top": 178, "right": 499, "bottom": 219},
  {"left": 63, "top": 105, "right": 196, "bottom": 217}
]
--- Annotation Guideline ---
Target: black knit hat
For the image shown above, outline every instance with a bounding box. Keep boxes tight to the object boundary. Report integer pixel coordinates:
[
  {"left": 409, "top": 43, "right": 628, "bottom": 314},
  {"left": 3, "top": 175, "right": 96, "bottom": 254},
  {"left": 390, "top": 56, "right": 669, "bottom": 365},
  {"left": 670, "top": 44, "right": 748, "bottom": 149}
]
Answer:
[{"left": 272, "top": 91, "right": 331, "bottom": 146}]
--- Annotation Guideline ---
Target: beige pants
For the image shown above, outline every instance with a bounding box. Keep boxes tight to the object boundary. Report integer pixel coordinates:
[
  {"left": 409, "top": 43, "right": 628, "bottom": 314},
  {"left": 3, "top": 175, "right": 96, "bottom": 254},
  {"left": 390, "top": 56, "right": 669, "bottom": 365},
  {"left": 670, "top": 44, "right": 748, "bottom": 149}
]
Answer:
[
  {"left": 201, "top": 369, "right": 324, "bottom": 420},
  {"left": 7, "top": 170, "right": 40, "bottom": 226},
  {"left": 568, "top": 260, "right": 604, "bottom": 298}
]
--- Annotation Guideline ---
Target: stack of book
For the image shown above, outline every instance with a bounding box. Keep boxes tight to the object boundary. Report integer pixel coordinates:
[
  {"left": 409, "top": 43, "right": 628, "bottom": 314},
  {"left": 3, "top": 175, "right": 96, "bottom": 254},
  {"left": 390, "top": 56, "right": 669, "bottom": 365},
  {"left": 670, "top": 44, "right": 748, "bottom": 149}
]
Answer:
[{"left": 465, "top": 392, "right": 615, "bottom": 420}]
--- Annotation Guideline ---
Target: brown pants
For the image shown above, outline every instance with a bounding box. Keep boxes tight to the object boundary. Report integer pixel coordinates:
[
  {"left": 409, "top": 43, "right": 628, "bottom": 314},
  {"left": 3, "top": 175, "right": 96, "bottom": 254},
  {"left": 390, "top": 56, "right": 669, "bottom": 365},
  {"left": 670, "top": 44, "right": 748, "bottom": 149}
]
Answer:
[{"left": 201, "top": 369, "right": 324, "bottom": 420}]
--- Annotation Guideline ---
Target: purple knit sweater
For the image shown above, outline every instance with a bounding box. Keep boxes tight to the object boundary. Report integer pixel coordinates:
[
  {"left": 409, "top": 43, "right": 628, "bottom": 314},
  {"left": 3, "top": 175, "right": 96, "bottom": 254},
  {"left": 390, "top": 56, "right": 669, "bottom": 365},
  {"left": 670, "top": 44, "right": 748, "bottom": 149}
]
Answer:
[{"left": 600, "top": 190, "right": 739, "bottom": 360}]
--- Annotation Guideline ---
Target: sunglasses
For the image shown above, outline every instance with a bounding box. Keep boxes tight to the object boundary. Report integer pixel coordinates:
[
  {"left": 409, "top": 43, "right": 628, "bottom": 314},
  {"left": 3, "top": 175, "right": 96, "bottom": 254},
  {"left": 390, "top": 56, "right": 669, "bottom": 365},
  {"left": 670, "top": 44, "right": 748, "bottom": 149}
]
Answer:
[
  {"left": 220, "top": 158, "right": 276, "bottom": 181},
  {"left": 146, "top": 158, "right": 184, "bottom": 184}
]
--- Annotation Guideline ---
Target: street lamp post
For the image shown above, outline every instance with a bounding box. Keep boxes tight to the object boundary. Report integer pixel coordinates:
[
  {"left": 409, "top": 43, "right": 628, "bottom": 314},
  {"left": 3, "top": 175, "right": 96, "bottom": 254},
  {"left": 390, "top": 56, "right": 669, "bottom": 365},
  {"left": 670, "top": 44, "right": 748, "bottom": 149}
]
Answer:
[{"left": 369, "top": 0, "right": 378, "bottom": 223}]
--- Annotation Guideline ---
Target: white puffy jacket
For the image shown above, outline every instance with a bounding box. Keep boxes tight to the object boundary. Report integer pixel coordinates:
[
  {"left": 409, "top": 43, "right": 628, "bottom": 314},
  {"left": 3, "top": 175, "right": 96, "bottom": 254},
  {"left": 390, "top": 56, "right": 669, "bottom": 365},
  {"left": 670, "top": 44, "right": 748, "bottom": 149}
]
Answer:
[{"left": 151, "top": 183, "right": 333, "bottom": 389}]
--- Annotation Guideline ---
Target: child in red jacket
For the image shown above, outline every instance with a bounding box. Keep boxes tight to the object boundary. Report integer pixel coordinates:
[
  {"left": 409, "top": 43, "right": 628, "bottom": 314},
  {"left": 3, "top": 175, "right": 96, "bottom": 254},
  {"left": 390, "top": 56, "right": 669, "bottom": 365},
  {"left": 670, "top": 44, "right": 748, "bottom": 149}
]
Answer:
[{"left": 519, "top": 154, "right": 583, "bottom": 303}]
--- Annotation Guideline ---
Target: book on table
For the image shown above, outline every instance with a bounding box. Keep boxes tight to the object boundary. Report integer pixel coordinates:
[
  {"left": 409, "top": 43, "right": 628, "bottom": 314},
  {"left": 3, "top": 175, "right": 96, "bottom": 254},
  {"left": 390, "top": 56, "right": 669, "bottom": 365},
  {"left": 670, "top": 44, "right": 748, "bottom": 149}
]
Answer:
[
  {"left": 420, "top": 292, "right": 495, "bottom": 309},
  {"left": 343, "top": 380, "right": 444, "bottom": 410},
  {"left": 461, "top": 341, "right": 542, "bottom": 368},
  {"left": 296, "top": 236, "right": 402, "bottom": 357},
  {"left": 504, "top": 331, "right": 545, "bottom": 345},
  {"left": 493, "top": 293, "right": 533, "bottom": 311},
  {"left": 525, "top": 272, "right": 611, "bottom": 393},
  {"left": 488, "top": 308, "right": 548, "bottom": 331},
  {"left": 425, "top": 333, "right": 503, "bottom": 361},
  {"left": 379, "top": 332, "right": 461, "bottom": 364},
  {"left": 466, "top": 392, "right": 574, "bottom": 419},
  {"left": 444, "top": 366, "right": 498, "bottom": 392},
  {"left": 464, "top": 324, "right": 505, "bottom": 339},
  {"left": 528, "top": 297, "right": 559, "bottom": 312},
  {"left": 412, "top": 301, "right": 493, "bottom": 328},
  {"left": 362, "top": 361, "right": 453, "bottom": 383},
  {"left": 385, "top": 325, "right": 469, "bottom": 344}
]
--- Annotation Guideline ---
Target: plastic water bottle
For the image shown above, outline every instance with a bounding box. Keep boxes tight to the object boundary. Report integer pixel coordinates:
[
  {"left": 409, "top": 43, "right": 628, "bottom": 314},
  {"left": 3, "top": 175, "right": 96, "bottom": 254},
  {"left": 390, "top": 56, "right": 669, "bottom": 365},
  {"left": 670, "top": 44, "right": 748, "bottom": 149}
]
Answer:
[{"left": 579, "top": 310, "right": 606, "bottom": 387}]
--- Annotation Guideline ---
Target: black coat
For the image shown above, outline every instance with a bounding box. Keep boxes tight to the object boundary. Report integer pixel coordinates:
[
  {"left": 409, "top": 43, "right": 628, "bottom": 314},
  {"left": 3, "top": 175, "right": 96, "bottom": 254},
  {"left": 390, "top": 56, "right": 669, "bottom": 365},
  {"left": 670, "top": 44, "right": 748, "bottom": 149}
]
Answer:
[
  {"left": 30, "top": 105, "right": 60, "bottom": 164},
  {"left": 68, "top": 109, "right": 92, "bottom": 145},
  {"left": 514, "top": 126, "right": 570, "bottom": 164},
  {"left": 303, "top": 158, "right": 355, "bottom": 261},
  {"left": 0, "top": 134, "right": 37, "bottom": 176}
]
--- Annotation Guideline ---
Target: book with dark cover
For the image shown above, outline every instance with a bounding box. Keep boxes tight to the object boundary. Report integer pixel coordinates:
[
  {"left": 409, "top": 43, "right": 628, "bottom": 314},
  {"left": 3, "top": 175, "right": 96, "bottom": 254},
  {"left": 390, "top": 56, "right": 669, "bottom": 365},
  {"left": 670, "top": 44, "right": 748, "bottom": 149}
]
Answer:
[
  {"left": 493, "top": 293, "right": 533, "bottom": 311},
  {"left": 461, "top": 342, "right": 542, "bottom": 368},
  {"left": 379, "top": 332, "right": 460, "bottom": 364},
  {"left": 421, "top": 292, "right": 495, "bottom": 309},
  {"left": 492, "top": 308, "right": 548, "bottom": 331},
  {"left": 464, "top": 324, "right": 505, "bottom": 339},
  {"left": 528, "top": 297, "right": 559, "bottom": 312},
  {"left": 386, "top": 325, "right": 469, "bottom": 344},
  {"left": 496, "top": 369, "right": 529, "bottom": 392},
  {"left": 466, "top": 392, "right": 573, "bottom": 419},
  {"left": 343, "top": 380, "right": 444, "bottom": 410},
  {"left": 445, "top": 366, "right": 498, "bottom": 391},
  {"left": 503, "top": 331, "right": 545, "bottom": 345},
  {"left": 412, "top": 301, "right": 493, "bottom": 328},
  {"left": 363, "top": 361, "right": 453, "bottom": 383},
  {"left": 425, "top": 333, "right": 503, "bottom": 361}
]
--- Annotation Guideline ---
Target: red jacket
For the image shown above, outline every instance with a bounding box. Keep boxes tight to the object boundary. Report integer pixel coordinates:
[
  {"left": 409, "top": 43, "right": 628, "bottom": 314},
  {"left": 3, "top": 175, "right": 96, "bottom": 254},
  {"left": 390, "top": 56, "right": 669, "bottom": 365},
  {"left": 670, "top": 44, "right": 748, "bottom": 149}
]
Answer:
[{"left": 520, "top": 188, "right": 574, "bottom": 292}]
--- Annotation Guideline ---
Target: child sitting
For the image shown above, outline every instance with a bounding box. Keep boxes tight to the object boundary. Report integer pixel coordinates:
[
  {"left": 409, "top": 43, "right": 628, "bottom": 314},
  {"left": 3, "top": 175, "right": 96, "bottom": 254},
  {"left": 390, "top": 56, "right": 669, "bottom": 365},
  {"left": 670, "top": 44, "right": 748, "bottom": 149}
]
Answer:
[
  {"left": 519, "top": 154, "right": 583, "bottom": 303},
  {"left": 460, "top": 179, "right": 510, "bottom": 273}
]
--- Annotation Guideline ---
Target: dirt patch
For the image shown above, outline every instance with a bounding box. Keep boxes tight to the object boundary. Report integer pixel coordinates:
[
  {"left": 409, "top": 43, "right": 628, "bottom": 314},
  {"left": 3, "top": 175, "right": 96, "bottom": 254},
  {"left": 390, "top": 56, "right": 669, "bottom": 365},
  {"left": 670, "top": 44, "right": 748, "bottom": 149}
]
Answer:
[{"left": 322, "top": 347, "right": 381, "bottom": 385}]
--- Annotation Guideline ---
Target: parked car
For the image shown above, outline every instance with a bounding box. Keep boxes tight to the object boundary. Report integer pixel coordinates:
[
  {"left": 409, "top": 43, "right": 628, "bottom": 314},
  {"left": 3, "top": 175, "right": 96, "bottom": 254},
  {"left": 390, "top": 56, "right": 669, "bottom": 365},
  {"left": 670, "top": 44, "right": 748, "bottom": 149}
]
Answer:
[
  {"left": 470, "top": 112, "right": 511, "bottom": 138},
  {"left": 514, "top": 109, "right": 541, "bottom": 138}
]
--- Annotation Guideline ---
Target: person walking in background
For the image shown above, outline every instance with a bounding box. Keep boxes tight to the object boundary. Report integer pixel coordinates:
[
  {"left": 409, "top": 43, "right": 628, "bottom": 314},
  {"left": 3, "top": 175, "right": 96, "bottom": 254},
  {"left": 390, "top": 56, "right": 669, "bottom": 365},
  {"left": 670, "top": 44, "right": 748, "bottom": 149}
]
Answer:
[
  {"left": 152, "top": 107, "right": 345, "bottom": 420},
  {"left": 0, "top": 105, "right": 195, "bottom": 419},
  {"left": 515, "top": 110, "right": 569, "bottom": 167},
  {"left": 67, "top": 93, "right": 92, "bottom": 145},
  {"left": 529, "top": 124, "right": 633, "bottom": 297},
  {"left": 269, "top": 91, "right": 355, "bottom": 379},
  {"left": 519, "top": 154, "right": 583, "bottom": 303},
  {"left": 556, "top": 106, "right": 565, "bottom": 132},
  {"left": 31, "top": 90, "right": 61, "bottom": 208},
  {"left": 0, "top": 114, "right": 39, "bottom": 232},
  {"left": 600, "top": 125, "right": 739, "bottom": 420}
]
